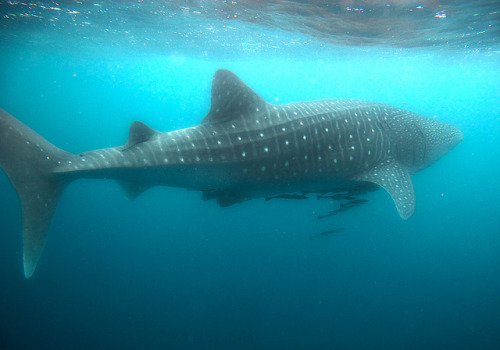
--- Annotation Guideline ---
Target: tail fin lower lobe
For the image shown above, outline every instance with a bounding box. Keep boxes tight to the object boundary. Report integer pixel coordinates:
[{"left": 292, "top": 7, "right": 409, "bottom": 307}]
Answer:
[{"left": 0, "top": 109, "right": 75, "bottom": 278}]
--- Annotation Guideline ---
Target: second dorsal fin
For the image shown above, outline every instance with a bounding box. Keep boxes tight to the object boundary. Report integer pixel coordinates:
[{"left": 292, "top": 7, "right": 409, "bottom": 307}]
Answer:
[
  {"left": 124, "top": 121, "right": 158, "bottom": 149},
  {"left": 202, "top": 69, "right": 268, "bottom": 124}
]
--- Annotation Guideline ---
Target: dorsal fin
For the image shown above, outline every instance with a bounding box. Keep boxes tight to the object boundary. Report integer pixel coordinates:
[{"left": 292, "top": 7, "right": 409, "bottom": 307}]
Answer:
[
  {"left": 124, "top": 121, "right": 157, "bottom": 149},
  {"left": 202, "top": 69, "right": 268, "bottom": 124}
]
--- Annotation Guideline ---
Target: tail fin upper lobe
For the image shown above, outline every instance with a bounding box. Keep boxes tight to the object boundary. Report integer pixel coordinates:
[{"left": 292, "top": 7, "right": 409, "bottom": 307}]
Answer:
[{"left": 0, "top": 109, "right": 75, "bottom": 278}]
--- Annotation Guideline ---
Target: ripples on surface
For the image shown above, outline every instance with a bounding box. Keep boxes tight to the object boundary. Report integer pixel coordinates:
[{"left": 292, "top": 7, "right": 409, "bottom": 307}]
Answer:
[{"left": 0, "top": 1, "right": 498, "bottom": 55}]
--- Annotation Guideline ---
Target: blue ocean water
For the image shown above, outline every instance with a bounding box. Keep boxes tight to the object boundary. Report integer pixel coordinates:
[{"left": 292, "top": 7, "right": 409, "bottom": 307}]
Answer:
[{"left": 0, "top": 1, "right": 499, "bottom": 349}]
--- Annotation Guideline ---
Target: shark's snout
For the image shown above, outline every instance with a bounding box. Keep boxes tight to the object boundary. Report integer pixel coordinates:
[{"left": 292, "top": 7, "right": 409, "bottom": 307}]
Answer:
[{"left": 455, "top": 126, "right": 464, "bottom": 144}]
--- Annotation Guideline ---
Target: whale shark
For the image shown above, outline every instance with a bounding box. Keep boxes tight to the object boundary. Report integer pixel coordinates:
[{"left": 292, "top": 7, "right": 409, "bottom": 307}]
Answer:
[{"left": 0, "top": 69, "right": 462, "bottom": 278}]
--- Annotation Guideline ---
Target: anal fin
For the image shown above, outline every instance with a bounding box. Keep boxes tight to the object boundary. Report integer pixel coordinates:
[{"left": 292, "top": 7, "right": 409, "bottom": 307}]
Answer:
[{"left": 117, "top": 180, "right": 152, "bottom": 200}]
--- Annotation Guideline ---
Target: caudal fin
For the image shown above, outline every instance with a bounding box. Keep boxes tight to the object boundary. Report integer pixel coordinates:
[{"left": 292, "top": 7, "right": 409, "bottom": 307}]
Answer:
[{"left": 0, "top": 109, "right": 75, "bottom": 278}]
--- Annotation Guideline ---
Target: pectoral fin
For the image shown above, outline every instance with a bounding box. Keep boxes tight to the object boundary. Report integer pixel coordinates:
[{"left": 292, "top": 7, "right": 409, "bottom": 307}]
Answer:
[{"left": 354, "top": 158, "right": 415, "bottom": 219}]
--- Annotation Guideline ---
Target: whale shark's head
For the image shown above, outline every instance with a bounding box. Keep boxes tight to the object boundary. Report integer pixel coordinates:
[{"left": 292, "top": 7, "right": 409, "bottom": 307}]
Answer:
[
  {"left": 389, "top": 113, "right": 462, "bottom": 174},
  {"left": 424, "top": 119, "right": 463, "bottom": 164}
]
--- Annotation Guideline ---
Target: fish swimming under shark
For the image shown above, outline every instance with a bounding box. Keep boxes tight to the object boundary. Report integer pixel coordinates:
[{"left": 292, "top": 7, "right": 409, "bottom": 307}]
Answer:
[
  {"left": 317, "top": 199, "right": 370, "bottom": 220},
  {"left": 310, "top": 228, "right": 346, "bottom": 240},
  {"left": 0, "top": 69, "right": 462, "bottom": 278}
]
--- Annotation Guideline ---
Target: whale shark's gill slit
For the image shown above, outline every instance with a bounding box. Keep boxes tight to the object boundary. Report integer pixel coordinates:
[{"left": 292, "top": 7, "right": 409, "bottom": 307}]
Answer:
[
  {"left": 355, "top": 113, "right": 363, "bottom": 170},
  {"left": 416, "top": 124, "right": 427, "bottom": 165}
]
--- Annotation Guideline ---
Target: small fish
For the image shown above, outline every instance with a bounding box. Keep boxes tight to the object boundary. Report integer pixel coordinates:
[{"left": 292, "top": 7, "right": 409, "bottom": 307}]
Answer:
[
  {"left": 317, "top": 193, "right": 356, "bottom": 200},
  {"left": 310, "top": 227, "right": 346, "bottom": 240},
  {"left": 317, "top": 208, "right": 347, "bottom": 220},
  {"left": 341, "top": 199, "right": 369, "bottom": 207},
  {"left": 318, "top": 199, "right": 369, "bottom": 220},
  {"left": 314, "top": 182, "right": 379, "bottom": 199},
  {"left": 265, "top": 194, "right": 308, "bottom": 201}
]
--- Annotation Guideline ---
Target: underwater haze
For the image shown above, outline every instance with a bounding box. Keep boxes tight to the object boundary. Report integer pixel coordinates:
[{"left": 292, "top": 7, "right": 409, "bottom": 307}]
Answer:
[{"left": 0, "top": 1, "right": 499, "bottom": 349}]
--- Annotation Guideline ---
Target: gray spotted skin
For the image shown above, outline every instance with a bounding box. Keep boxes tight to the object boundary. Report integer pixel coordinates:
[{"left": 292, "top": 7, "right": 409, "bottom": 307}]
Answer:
[
  {"left": 0, "top": 69, "right": 462, "bottom": 278},
  {"left": 63, "top": 100, "right": 392, "bottom": 189}
]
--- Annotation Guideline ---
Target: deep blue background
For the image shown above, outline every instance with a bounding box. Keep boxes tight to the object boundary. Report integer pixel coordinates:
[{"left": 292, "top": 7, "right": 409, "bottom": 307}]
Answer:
[{"left": 0, "top": 36, "right": 499, "bottom": 349}]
